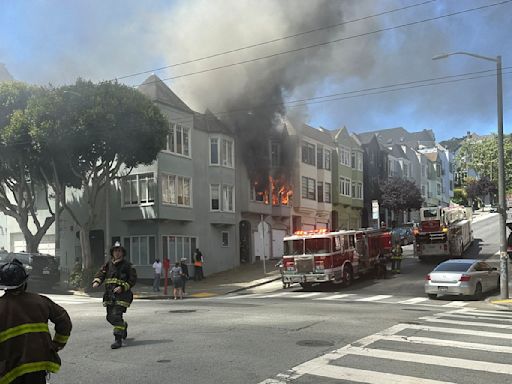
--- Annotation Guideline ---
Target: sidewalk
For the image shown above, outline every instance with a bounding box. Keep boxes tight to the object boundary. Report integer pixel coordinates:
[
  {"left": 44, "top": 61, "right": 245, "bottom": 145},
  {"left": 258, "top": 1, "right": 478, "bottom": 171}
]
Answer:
[{"left": 74, "top": 259, "right": 281, "bottom": 300}]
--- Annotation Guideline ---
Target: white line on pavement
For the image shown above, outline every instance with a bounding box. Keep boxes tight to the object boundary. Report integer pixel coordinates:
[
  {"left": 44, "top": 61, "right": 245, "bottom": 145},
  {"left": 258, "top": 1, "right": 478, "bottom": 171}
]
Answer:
[
  {"left": 441, "top": 301, "right": 468, "bottom": 307},
  {"left": 398, "top": 297, "right": 430, "bottom": 304},
  {"left": 405, "top": 323, "right": 512, "bottom": 339},
  {"left": 419, "top": 316, "right": 512, "bottom": 329},
  {"left": 314, "top": 293, "right": 355, "bottom": 301},
  {"left": 356, "top": 294, "right": 392, "bottom": 302}
]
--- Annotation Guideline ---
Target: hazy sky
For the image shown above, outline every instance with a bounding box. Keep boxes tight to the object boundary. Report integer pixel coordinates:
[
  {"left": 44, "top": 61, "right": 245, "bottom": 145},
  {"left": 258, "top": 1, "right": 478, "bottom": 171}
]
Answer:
[{"left": 1, "top": 0, "right": 511, "bottom": 142}]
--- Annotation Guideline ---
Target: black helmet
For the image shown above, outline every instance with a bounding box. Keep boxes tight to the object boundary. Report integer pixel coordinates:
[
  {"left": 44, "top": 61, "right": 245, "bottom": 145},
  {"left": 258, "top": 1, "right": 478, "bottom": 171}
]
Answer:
[
  {"left": 0, "top": 259, "right": 29, "bottom": 290},
  {"left": 110, "top": 241, "right": 126, "bottom": 257}
]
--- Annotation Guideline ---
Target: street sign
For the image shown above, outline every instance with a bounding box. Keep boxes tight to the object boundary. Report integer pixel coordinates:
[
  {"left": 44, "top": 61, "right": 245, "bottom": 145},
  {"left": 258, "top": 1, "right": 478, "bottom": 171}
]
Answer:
[{"left": 372, "top": 200, "right": 379, "bottom": 220}]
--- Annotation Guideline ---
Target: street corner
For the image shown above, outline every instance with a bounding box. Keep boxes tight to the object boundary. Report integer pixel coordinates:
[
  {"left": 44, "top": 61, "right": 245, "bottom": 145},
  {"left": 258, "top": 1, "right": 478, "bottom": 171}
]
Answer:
[
  {"left": 486, "top": 296, "right": 512, "bottom": 311},
  {"left": 188, "top": 292, "right": 218, "bottom": 298}
]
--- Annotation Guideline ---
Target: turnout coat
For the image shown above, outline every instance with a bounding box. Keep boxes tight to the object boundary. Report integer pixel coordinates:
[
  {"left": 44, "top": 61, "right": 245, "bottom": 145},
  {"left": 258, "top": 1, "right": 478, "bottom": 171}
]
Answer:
[
  {"left": 93, "top": 258, "right": 137, "bottom": 308},
  {"left": 0, "top": 291, "right": 72, "bottom": 384}
]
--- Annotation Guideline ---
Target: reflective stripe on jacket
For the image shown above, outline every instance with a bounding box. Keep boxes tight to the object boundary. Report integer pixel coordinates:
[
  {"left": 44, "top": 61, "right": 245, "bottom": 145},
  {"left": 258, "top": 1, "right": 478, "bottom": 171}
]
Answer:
[
  {"left": 0, "top": 291, "right": 72, "bottom": 384},
  {"left": 94, "top": 258, "right": 137, "bottom": 308}
]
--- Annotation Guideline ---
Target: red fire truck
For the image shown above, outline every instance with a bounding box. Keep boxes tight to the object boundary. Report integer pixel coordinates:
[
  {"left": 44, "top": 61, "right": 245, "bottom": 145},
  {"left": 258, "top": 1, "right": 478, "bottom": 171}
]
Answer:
[
  {"left": 415, "top": 205, "right": 473, "bottom": 260},
  {"left": 281, "top": 228, "right": 392, "bottom": 289}
]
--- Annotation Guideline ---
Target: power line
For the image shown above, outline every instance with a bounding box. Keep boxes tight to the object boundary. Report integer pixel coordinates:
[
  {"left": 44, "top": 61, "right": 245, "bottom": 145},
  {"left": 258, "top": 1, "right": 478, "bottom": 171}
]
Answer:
[
  {"left": 114, "top": 0, "right": 437, "bottom": 81},
  {"left": 137, "top": 0, "right": 512, "bottom": 87},
  {"left": 4, "top": 66, "right": 510, "bottom": 148}
]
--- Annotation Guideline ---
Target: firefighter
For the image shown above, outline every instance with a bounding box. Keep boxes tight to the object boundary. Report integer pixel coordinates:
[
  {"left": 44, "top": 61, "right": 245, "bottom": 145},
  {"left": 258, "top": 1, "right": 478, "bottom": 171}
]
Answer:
[
  {"left": 92, "top": 241, "right": 137, "bottom": 349},
  {"left": 0, "top": 259, "right": 72, "bottom": 384},
  {"left": 391, "top": 242, "right": 403, "bottom": 273}
]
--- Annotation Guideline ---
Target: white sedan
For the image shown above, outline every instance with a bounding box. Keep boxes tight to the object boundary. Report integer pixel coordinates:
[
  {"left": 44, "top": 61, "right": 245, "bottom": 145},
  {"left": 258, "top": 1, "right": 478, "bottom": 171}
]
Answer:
[{"left": 425, "top": 259, "right": 500, "bottom": 300}]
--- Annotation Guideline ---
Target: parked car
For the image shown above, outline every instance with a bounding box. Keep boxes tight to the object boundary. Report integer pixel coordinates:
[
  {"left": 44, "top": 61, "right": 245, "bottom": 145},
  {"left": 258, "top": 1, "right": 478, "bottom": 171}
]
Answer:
[
  {"left": 425, "top": 259, "right": 499, "bottom": 300},
  {"left": 0, "top": 252, "right": 60, "bottom": 287},
  {"left": 392, "top": 226, "right": 415, "bottom": 246},
  {"left": 489, "top": 205, "right": 498, "bottom": 213}
]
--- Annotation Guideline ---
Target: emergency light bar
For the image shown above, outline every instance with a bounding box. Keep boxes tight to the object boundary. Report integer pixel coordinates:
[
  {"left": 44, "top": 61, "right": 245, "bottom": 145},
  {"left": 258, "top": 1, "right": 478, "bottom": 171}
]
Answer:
[{"left": 293, "top": 228, "right": 328, "bottom": 236}]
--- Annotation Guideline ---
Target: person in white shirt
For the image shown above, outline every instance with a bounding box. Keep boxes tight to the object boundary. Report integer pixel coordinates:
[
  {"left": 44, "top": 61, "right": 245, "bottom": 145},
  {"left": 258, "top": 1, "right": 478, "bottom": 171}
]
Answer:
[{"left": 152, "top": 259, "right": 162, "bottom": 292}]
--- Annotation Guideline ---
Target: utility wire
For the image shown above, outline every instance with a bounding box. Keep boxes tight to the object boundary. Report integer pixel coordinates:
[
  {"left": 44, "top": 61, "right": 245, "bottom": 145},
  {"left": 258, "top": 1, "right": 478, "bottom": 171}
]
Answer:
[
  {"left": 115, "top": 0, "right": 437, "bottom": 81},
  {"left": 3, "top": 66, "right": 511, "bottom": 148},
  {"left": 137, "top": 0, "right": 512, "bottom": 87}
]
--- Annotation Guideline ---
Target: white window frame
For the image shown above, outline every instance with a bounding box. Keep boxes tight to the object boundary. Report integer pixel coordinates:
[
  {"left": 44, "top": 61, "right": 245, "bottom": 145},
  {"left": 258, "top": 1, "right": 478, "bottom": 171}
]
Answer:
[
  {"left": 222, "top": 184, "right": 235, "bottom": 212},
  {"left": 339, "top": 177, "right": 351, "bottom": 197},
  {"left": 221, "top": 231, "right": 229, "bottom": 247},
  {"left": 209, "top": 137, "right": 219, "bottom": 165},
  {"left": 161, "top": 173, "right": 192, "bottom": 207},
  {"left": 210, "top": 184, "right": 220, "bottom": 211},
  {"left": 122, "top": 173, "right": 155, "bottom": 207},
  {"left": 122, "top": 235, "right": 155, "bottom": 266},
  {"left": 339, "top": 146, "right": 351, "bottom": 167},
  {"left": 324, "top": 182, "right": 331, "bottom": 203},
  {"left": 162, "top": 235, "right": 198, "bottom": 263},
  {"left": 166, "top": 122, "right": 191, "bottom": 157}
]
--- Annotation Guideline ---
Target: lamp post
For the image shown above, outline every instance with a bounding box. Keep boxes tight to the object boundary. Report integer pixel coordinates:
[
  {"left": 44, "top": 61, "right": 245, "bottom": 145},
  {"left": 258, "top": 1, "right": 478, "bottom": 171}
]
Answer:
[{"left": 433, "top": 51, "right": 508, "bottom": 299}]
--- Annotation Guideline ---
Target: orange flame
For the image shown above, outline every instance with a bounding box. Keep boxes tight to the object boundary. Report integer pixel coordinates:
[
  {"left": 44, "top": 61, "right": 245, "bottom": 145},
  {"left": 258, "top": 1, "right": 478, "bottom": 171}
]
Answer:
[{"left": 252, "top": 176, "right": 292, "bottom": 206}]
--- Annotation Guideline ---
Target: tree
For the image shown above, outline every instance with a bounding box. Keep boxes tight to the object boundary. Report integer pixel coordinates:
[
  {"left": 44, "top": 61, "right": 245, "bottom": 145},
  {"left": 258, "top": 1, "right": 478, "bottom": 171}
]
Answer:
[
  {"left": 27, "top": 79, "right": 168, "bottom": 270},
  {"left": 456, "top": 134, "right": 512, "bottom": 192},
  {"left": 380, "top": 177, "right": 423, "bottom": 224},
  {"left": 0, "top": 82, "right": 63, "bottom": 253}
]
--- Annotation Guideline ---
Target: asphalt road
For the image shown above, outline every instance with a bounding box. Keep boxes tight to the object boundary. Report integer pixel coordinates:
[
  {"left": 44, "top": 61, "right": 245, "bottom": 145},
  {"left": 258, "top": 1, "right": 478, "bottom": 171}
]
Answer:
[{"left": 46, "top": 214, "right": 511, "bottom": 384}]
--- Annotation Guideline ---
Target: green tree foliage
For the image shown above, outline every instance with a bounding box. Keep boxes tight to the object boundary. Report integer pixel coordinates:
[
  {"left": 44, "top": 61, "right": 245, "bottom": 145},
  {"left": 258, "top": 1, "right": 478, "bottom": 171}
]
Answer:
[
  {"left": 452, "top": 188, "right": 468, "bottom": 206},
  {"left": 26, "top": 79, "right": 168, "bottom": 269},
  {"left": 380, "top": 177, "right": 423, "bottom": 223},
  {"left": 456, "top": 134, "right": 512, "bottom": 192},
  {"left": 0, "top": 82, "right": 62, "bottom": 253}
]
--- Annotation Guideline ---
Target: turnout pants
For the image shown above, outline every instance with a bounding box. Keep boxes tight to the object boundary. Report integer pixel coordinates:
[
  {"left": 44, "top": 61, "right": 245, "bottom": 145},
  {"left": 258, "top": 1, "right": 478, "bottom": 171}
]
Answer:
[
  {"left": 106, "top": 304, "right": 127, "bottom": 338},
  {"left": 11, "top": 371, "right": 46, "bottom": 384},
  {"left": 391, "top": 257, "right": 402, "bottom": 273}
]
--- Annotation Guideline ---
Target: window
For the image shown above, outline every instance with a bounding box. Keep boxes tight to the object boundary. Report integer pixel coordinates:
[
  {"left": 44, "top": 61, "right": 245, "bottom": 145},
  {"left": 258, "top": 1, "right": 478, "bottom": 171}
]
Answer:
[
  {"left": 339, "top": 147, "right": 350, "bottom": 167},
  {"left": 301, "top": 176, "right": 315, "bottom": 200},
  {"left": 222, "top": 185, "right": 235, "bottom": 212},
  {"left": 324, "top": 183, "right": 331, "bottom": 203},
  {"left": 324, "top": 150, "right": 331, "bottom": 170},
  {"left": 162, "top": 174, "right": 192, "bottom": 207},
  {"left": 210, "top": 136, "right": 234, "bottom": 167},
  {"left": 302, "top": 142, "right": 315, "bottom": 166},
  {"left": 162, "top": 235, "right": 197, "bottom": 263},
  {"left": 222, "top": 231, "right": 229, "bottom": 247},
  {"left": 123, "top": 235, "right": 155, "bottom": 265},
  {"left": 354, "top": 182, "right": 363, "bottom": 199},
  {"left": 317, "top": 146, "right": 323, "bottom": 169},
  {"left": 351, "top": 152, "right": 356, "bottom": 169},
  {"left": 122, "top": 173, "right": 155, "bottom": 206},
  {"left": 167, "top": 123, "right": 190, "bottom": 156},
  {"left": 210, "top": 138, "right": 219, "bottom": 164},
  {"left": 210, "top": 184, "right": 220, "bottom": 211},
  {"left": 271, "top": 142, "right": 281, "bottom": 167},
  {"left": 437, "top": 183, "right": 441, "bottom": 196},
  {"left": 317, "top": 182, "right": 323, "bottom": 202},
  {"left": 339, "top": 177, "right": 351, "bottom": 196}
]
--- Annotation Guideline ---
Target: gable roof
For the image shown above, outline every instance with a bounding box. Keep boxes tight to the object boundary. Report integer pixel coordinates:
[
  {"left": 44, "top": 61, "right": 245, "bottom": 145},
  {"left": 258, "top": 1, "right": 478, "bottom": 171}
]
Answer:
[
  {"left": 138, "top": 74, "right": 193, "bottom": 113},
  {"left": 194, "top": 109, "right": 233, "bottom": 135},
  {"left": 356, "top": 127, "right": 435, "bottom": 148},
  {"left": 300, "top": 124, "right": 335, "bottom": 146}
]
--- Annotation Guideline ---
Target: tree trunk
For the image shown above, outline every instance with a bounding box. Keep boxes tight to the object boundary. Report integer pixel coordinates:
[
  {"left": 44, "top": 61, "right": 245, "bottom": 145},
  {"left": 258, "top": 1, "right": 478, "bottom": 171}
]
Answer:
[{"left": 79, "top": 226, "right": 93, "bottom": 270}]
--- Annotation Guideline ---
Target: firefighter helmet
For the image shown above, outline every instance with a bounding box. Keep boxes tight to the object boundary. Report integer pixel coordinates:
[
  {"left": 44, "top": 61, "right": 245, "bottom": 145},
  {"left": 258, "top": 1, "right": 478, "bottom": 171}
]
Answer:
[
  {"left": 0, "top": 259, "right": 29, "bottom": 290},
  {"left": 110, "top": 241, "right": 126, "bottom": 257}
]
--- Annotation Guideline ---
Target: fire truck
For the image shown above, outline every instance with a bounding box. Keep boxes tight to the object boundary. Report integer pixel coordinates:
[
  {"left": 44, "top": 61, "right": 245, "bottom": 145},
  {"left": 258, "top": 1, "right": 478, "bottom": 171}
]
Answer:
[
  {"left": 415, "top": 205, "right": 473, "bottom": 260},
  {"left": 281, "top": 228, "right": 392, "bottom": 289}
]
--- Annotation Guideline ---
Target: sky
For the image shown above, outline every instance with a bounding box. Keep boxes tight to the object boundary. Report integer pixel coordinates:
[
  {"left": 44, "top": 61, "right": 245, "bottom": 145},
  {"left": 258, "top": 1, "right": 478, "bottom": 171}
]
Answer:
[{"left": 1, "top": 0, "right": 511, "bottom": 142}]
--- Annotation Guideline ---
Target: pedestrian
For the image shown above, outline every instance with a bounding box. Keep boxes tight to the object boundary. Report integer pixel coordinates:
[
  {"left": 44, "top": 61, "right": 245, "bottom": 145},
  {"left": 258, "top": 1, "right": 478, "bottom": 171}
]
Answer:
[
  {"left": 0, "top": 259, "right": 72, "bottom": 384},
  {"left": 179, "top": 257, "right": 189, "bottom": 294},
  {"left": 152, "top": 258, "right": 162, "bottom": 292},
  {"left": 170, "top": 262, "right": 184, "bottom": 300},
  {"left": 376, "top": 251, "right": 388, "bottom": 278},
  {"left": 391, "top": 243, "right": 403, "bottom": 274},
  {"left": 193, "top": 248, "right": 204, "bottom": 281},
  {"left": 92, "top": 241, "right": 137, "bottom": 349}
]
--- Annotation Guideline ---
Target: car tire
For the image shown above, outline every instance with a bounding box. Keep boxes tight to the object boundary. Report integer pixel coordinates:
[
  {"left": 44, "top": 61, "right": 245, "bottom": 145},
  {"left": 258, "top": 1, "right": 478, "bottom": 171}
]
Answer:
[
  {"left": 427, "top": 293, "right": 437, "bottom": 300},
  {"left": 473, "top": 283, "right": 483, "bottom": 301},
  {"left": 300, "top": 282, "right": 313, "bottom": 291}
]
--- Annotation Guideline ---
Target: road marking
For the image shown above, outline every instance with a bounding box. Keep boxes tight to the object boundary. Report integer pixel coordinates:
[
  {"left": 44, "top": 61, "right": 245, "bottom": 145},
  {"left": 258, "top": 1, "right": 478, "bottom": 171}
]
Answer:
[
  {"left": 356, "top": 294, "right": 392, "bottom": 302},
  {"left": 344, "top": 345, "right": 512, "bottom": 375},
  {"left": 288, "top": 292, "right": 322, "bottom": 298},
  {"left": 314, "top": 293, "right": 355, "bottom": 301},
  {"left": 432, "top": 313, "right": 512, "bottom": 323},
  {"left": 380, "top": 334, "right": 512, "bottom": 353},
  {"left": 293, "top": 363, "right": 455, "bottom": 384},
  {"left": 398, "top": 297, "right": 430, "bottom": 304},
  {"left": 405, "top": 323, "right": 512, "bottom": 339},
  {"left": 419, "top": 316, "right": 512, "bottom": 329},
  {"left": 458, "top": 309, "right": 512, "bottom": 318},
  {"left": 441, "top": 301, "right": 468, "bottom": 307},
  {"left": 258, "top": 292, "right": 291, "bottom": 298},
  {"left": 224, "top": 293, "right": 263, "bottom": 299}
]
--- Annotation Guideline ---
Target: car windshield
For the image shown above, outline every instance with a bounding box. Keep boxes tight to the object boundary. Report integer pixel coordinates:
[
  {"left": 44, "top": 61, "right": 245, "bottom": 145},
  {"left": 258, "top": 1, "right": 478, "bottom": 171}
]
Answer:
[{"left": 434, "top": 262, "right": 473, "bottom": 272}]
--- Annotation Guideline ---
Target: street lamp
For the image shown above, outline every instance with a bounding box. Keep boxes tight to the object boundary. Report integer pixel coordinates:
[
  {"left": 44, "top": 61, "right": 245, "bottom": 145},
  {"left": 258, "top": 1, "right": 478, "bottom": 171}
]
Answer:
[{"left": 433, "top": 51, "right": 508, "bottom": 299}]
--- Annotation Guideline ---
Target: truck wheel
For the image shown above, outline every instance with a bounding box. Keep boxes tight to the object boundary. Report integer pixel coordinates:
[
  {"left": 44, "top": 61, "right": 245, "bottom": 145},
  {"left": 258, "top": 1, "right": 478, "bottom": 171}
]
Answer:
[
  {"left": 343, "top": 267, "right": 353, "bottom": 287},
  {"left": 300, "top": 282, "right": 313, "bottom": 291},
  {"left": 427, "top": 293, "right": 437, "bottom": 300}
]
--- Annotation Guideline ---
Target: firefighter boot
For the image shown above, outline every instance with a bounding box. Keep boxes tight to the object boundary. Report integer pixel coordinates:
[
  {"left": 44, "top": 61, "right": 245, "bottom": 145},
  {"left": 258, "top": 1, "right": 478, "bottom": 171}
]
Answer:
[
  {"left": 123, "top": 322, "right": 128, "bottom": 340},
  {"left": 111, "top": 335, "right": 123, "bottom": 349}
]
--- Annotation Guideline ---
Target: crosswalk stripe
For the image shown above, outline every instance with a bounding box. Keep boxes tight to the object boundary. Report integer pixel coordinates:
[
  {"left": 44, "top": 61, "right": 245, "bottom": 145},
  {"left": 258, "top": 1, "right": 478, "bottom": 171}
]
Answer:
[
  {"left": 433, "top": 313, "right": 512, "bottom": 323},
  {"left": 356, "top": 294, "right": 392, "bottom": 302},
  {"left": 398, "top": 297, "right": 429, "bottom": 304},
  {"left": 289, "top": 292, "right": 322, "bottom": 298},
  {"left": 344, "top": 345, "right": 512, "bottom": 374},
  {"left": 458, "top": 309, "right": 512, "bottom": 318},
  {"left": 224, "top": 293, "right": 262, "bottom": 299},
  {"left": 442, "top": 301, "right": 468, "bottom": 307},
  {"left": 314, "top": 294, "right": 355, "bottom": 301},
  {"left": 258, "top": 292, "right": 290, "bottom": 298},
  {"left": 380, "top": 334, "right": 512, "bottom": 353},
  {"left": 293, "top": 363, "right": 455, "bottom": 384},
  {"left": 406, "top": 323, "right": 512, "bottom": 339},
  {"left": 419, "top": 317, "right": 512, "bottom": 330}
]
